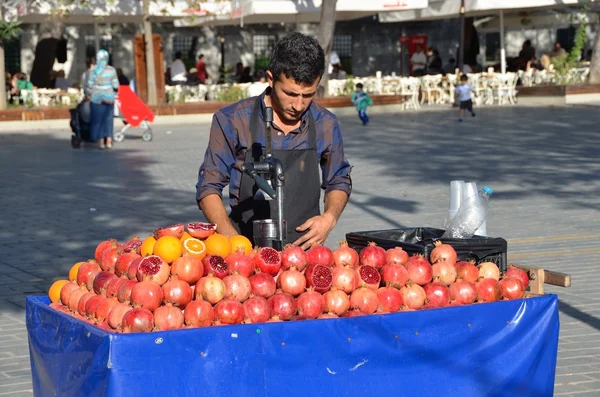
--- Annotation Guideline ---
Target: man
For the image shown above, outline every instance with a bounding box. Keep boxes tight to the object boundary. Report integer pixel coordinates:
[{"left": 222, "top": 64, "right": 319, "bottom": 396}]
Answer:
[
  {"left": 410, "top": 45, "right": 427, "bottom": 76},
  {"left": 195, "top": 54, "right": 209, "bottom": 84},
  {"left": 550, "top": 42, "right": 566, "bottom": 59},
  {"left": 196, "top": 32, "right": 352, "bottom": 250},
  {"left": 170, "top": 51, "right": 187, "bottom": 84}
]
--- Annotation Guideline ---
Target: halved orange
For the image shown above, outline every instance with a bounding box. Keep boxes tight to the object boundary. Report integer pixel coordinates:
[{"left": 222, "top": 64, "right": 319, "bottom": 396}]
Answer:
[
  {"left": 229, "top": 235, "right": 253, "bottom": 255},
  {"left": 183, "top": 237, "right": 207, "bottom": 259},
  {"left": 69, "top": 261, "right": 86, "bottom": 282},
  {"left": 49, "top": 280, "right": 69, "bottom": 303},
  {"left": 180, "top": 231, "right": 193, "bottom": 244}
]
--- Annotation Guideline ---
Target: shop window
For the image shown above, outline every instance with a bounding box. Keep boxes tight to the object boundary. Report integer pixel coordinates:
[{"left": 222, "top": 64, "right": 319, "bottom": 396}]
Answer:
[
  {"left": 4, "top": 38, "right": 21, "bottom": 75},
  {"left": 253, "top": 34, "right": 277, "bottom": 72},
  {"left": 333, "top": 35, "right": 352, "bottom": 75},
  {"left": 485, "top": 32, "right": 500, "bottom": 63},
  {"left": 85, "top": 36, "right": 113, "bottom": 63}
]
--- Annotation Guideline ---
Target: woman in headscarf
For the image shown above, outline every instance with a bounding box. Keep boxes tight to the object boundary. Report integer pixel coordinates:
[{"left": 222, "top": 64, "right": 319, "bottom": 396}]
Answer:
[{"left": 86, "top": 49, "right": 119, "bottom": 149}]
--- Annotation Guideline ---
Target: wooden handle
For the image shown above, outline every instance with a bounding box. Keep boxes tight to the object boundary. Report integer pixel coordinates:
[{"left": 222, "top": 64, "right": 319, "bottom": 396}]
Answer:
[{"left": 510, "top": 264, "right": 571, "bottom": 295}]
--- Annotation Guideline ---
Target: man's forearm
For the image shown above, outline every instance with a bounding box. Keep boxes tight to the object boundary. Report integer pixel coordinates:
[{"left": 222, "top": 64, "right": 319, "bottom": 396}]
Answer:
[
  {"left": 323, "top": 190, "right": 349, "bottom": 227},
  {"left": 198, "top": 194, "right": 238, "bottom": 237}
]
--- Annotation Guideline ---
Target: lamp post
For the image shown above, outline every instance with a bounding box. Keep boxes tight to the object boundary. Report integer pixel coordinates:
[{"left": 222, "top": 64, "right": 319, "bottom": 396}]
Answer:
[
  {"left": 458, "top": 0, "right": 465, "bottom": 73},
  {"left": 220, "top": 36, "right": 225, "bottom": 70}
]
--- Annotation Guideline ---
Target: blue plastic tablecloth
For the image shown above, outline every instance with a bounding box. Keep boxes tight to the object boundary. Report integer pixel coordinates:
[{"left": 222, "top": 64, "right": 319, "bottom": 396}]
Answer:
[{"left": 26, "top": 294, "right": 559, "bottom": 397}]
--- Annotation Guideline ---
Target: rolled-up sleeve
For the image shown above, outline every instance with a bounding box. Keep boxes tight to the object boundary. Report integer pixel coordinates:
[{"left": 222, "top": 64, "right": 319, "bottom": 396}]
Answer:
[
  {"left": 321, "top": 118, "right": 352, "bottom": 197},
  {"left": 196, "top": 112, "right": 237, "bottom": 202}
]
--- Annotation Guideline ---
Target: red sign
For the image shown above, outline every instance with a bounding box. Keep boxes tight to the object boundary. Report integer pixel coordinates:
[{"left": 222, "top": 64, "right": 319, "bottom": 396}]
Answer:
[{"left": 399, "top": 35, "right": 428, "bottom": 75}]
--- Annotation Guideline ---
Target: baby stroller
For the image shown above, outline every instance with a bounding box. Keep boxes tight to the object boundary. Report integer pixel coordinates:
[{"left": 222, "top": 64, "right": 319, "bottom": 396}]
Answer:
[
  {"left": 69, "top": 100, "right": 93, "bottom": 149},
  {"left": 113, "top": 85, "right": 154, "bottom": 143}
]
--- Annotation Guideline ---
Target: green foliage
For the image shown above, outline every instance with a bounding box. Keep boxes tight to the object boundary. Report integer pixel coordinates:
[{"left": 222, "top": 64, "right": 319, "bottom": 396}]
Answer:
[
  {"left": 567, "top": 20, "right": 587, "bottom": 66},
  {"left": 550, "top": 15, "right": 589, "bottom": 85},
  {"left": 215, "top": 85, "right": 246, "bottom": 102},
  {"left": 0, "top": 20, "right": 22, "bottom": 42},
  {"left": 342, "top": 77, "right": 356, "bottom": 96}
]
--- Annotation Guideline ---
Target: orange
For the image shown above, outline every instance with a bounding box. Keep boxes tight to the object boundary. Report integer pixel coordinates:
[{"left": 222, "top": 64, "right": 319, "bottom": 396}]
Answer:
[
  {"left": 153, "top": 235, "right": 183, "bottom": 264},
  {"left": 140, "top": 236, "right": 157, "bottom": 257},
  {"left": 69, "top": 261, "right": 86, "bottom": 282},
  {"left": 183, "top": 238, "right": 207, "bottom": 259},
  {"left": 229, "top": 235, "right": 253, "bottom": 255},
  {"left": 205, "top": 233, "right": 232, "bottom": 258},
  {"left": 49, "top": 280, "right": 69, "bottom": 303},
  {"left": 180, "top": 231, "right": 192, "bottom": 244}
]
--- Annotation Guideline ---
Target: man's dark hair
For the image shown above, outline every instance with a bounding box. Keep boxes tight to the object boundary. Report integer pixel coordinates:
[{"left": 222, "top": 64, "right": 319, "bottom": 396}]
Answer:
[
  {"left": 524, "top": 39, "right": 532, "bottom": 47},
  {"left": 268, "top": 32, "right": 325, "bottom": 85},
  {"left": 460, "top": 74, "right": 468, "bottom": 82},
  {"left": 356, "top": 83, "right": 363, "bottom": 89},
  {"left": 198, "top": 54, "right": 204, "bottom": 60},
  {"left": 175, "top": 51, "right": 182, "bottom": 59}
]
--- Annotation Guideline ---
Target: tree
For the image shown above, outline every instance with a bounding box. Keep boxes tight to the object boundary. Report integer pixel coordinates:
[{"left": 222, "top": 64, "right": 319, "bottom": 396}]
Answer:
[
  {"left": 590, "top": 17, "right": 600, "bottom": 84},
  {"left": 316, "top": 0, "right": 337, "bottom": 98},
  {"left": 143, "top": 0, "right": 157, "bottom": 106},
  {"left": 0, "top": 6, "right": 23, "bottom": 110}
]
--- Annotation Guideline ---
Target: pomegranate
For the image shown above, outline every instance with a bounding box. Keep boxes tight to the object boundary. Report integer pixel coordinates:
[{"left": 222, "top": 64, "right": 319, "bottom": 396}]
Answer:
[
  {"left": 225, "top": 249, "right": 254, "bottom": 278},
  {"left": 171, "top": 255, "right": 204, "bottom": 284},
  {"left": 203, "top": 255, "right": 230, "bottom": 279},
  {"left": 296, "top": 289, "right": 324, "bottom": 319},
  {"left": 342, "top": 310, "right": 365, "bottom": 318},
  {"left": 76, "top": 260, "right": 101, "bottom": 287},
  {"left": 449, "top": 281, "right": 477, "bottom": 305},
  {"left": 399, "top": 284, "right": 426, "bottom": 310},
  {"left": 95, "top": 238, "right": 119, "bottom": 263},
  {"left": 268, "top": 292, "right": 297, "bottom": 320},
  {"left": 127, "top": 257, "right": 143, "bottom": 280},
  {"left": 499, "top": 277, "right": 525, "bottom": 300},
  {"left": 253, "top": 247, "right": 281, "bottom": 276},
  {"left": 318, "top": 313, "right": 339, "bottom": 319},
  {"left": 106, "top": 278, "right": 125, "bottom": 299},
  {"left": 359, "top": 242, "right": 386, "bottom": 268},
  {"left": 94, "top": 297, "right": 119, "bottom": 323},
  {"left": 307, "top": 245, "right": 334, "bottom": 266},
  {"left": 455, "top": 261, "right": 479, "bottom": 283},
  {"left": 77, "top": 292, "right": 96, "bottom": 316},
  {"left": 278, "top": 268, "right": 306, "bottom": 297},
  {"left": 478, "top": 262, "right": 500, "bottom": 281},
  {"left": 504, "top": 265, "right": 529, "bottom": 289},
  {"left": 214, "top": 297, "right": 245, "bottom": 325},
  {"left": 59, "top": 282, "right": 80, "bottom": 306},
  {"left": 323, "top": 289, "right": 350, "bottom": 316},
  {"left": 122, "top": 236, "right": 143, "bottom": 254},
  {"left": 136, "top": 255, "right": 171, "bottom": 286},
  {"left": 376, "top": 287, "right": 403, "bottom": 313},
  {"left": 121, "top": 308, "right": 154, "bottom": 333},
  {"left": 386, "top": 247, "right": 409, "bottom": 266},
  {"left": 186, "top": 222, "right": 217, "bottom": 239},
  {"left": 356, "top": 265, "right": 381, "bottom": 291},
  {"left": 476, "top": 278, "right": 502, "bottom": 302},
  {"left": 100, "top": 244, "right": 121, "bottom": 272},
  {"left": 162, "top": 276, "right": 193, "bottom": 308},
  {"left": 333, "top": 241, "right": 359, "bottom": 267},
  {"left": 429, "top": 240, "right": 457, "bottom": 265},
  {"left": 267, "top": 316, "right": 284, "bottom": 323},
  {"left": 304, "top": 263, "right": 333, "bottom": 293},
  {"left": 115, "top": 252, "right": 141, "bottom": 278},
  {"left": 332, "top": 265, "right": 360, "bottom": 293},
  {"left": 84, "top": 295, "right": 104, "bottom": 318},
  {"left": 432, "top": 261, "right": 457, "bottom": 286},
  {"left": 423, "top": 282, "right": 450, "bottom": 309},
  {"left": 67, "top": 287, "right": 88, "bottom": 313},
  {"left": 184, "top": 300, "right": 214, "bottom": 327},
  {"left": 380, "top": 263, "right": 409, "bottom": 288},
  {"left": 86, "top": 270, "right": 101, "bottom": 292},
  {"left": 223, "top": 273, "right": 252, "bottom": 302},
  {"left": 406, "top": 257, "right": 433, "bottom": 286},
  {"left": 249, "top": 273, "right": 277, "bottom": 299},
  {"left": 243, "top": 296, "right": 271, "bottom": 324},
  {"left": 93, "top": 271, "right": 119, "bottom": 296},
  {"left": 280, "top": 244, "right": 309, "bottom": 271},
  {"left": 196, "top": 275, "right": 226, "bottom": 304},
  {"left": 117, "top": 280, "right": 137, "bottom": 303},
  {"left": 349, "top": 287, "right": 379, "bottom": 314},
  {"left": 154, "top": 224, "right": 184, "bottom": 240},
  {"left": 108, "top": 302, "right": 133, "bottom": 330},
  {"left": 153, "top": 304, "right": 184, "bottom": 331},
  {"left": 130, "top": 281, "right": 164, "bottom": 311}
]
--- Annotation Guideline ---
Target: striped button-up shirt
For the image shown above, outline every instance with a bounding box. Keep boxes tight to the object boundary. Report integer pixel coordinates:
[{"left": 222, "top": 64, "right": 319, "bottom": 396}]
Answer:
[{"left": 196, "top": 91, "right": 352, "bottom": 208}]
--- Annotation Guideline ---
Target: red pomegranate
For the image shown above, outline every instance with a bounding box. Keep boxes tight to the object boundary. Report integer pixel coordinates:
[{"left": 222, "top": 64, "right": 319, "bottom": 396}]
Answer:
[
  {"left": 280, "top": 244, "right": 309, "bottom": 271},
  {"left": 423, "top": 282, "right": 450, "bottom": 309},
  {"left": 130, "top": 281, "right": 164, "bottom": 311},
  {"left": 449, "top": 281, "right": 477, "bottom": 305},
  {"left": 225, "top": 249, "right": 254, "bottom": 278},
  {"left": 499, "top": 277, "right": 525, "bottom": 300},
  {"left": 380, "top": 263, "right": 409, "bottom": 288},
  {"left": 268, "top": 292, "right": 297, "bottom": 320},
  {"left": 304, "top": 263, "right": 333, "bottom": 293},
  {"left": 278, "top": 268, "right": 306, "bottom": 297},
  {"left": 136, "top": 256, "right": 171, "bottom": 286},
  {"left": 106, "top": 278, "right": 125, "bottom": 299},
  {"left": 432, "top": 261, "right": 457, "bottom": 286},
  {"left": 154, "top": 224, "right": 184, "bottom": 240},
  {"left": 243, "top": 296, "right": 271, "bottom": 324},
  {"left": 376, "top": 287, "right": 403, "bottom": 313},
  {"left": 153, "top": 304, "right": 184, "bottom": 331},
  {"left": 386, "top": 247, "right": 409, "bottom": 266},
  {"left": 399, "top": 283, "right": 426, "bottom": 310},
  {"left": 253, "top": 247, "right": 281, "bottom": 276},
  {"left": 504, "top": 265, "right": 529, "bottom": 289},
  {"left": 93, "top": 272, "right": 119, "bottom": 296},
  {"left": 115, "top": 252, "right": 141, "bottom": 278},
  {"left": 196, "top": 275, "right": 226, "bottom": 304},
  {"left": 476, "top": 278, "right": 502, "bottom": 302},
  {"left": 350, "top": 287, "right": 379, "bottom": 314},
  {"left": 76, "top": 260, "right": 101, "bottom": 287},
  {"left": 307, "top": 245, "right": 334, "bottom": 266},
  {"left": 184, "top": 300, "right": 214, "bottom": 327},
  {"left": 86, "top": 270, "right": 101, "bottom": 292},
  {"left": 94, "top": 297, "right": 119, "bottom": 323},
  {"left": 171, "top": 255, "right": 204, "bottom": 284},
  {"left": 214, "top": 297, "right": 245, "bottom": 325},
  {"left": 127, "top": 257, "right": 143, "bottom": 280},
  {"left": 116, "top": 280, "right": 137, "bottom": 304},
  {"left": 223, "top": 273, "right": 252, "bottom": 302},
  {"left": 121, "top": 308, "right": 154, "bottom": 333},
  {"left": 332, "top": 265, "right": 360, "bottom": 294},
  {"left": 296, "top": 289, "right": 325, "bottom": 319},
  {"left": 455, "top": 261, "right": 479, "bottom": 283},
  {"left": 356, "top": 265, "right": 381, "bottom": 291},
  {"left": 429, "top": 240, "right": 457, "bottom": 265},
  {"left": 84, "top": 295, "right": 104, "bottom": 318},
  {"left": 59, "top": 282, "right": 80, "bottom": 306},
  {"left": 406, "top": 257, "right": 433, "bottom": 286},
  {"left": 341, "top": 310, "right": 365, "bottom": 318},
  {"left": 359, "top": 242, "right": 386, "bottom": 268},
  {"left": 122, "top": 236, "right": 143, "bottom": 255},
  {"left": 77, "top": 292, "right": 96, "bottom": 316},
  {"left": 318, "top": 313, "right": 339, "bottom": 319},
  {"left": 95, "top": 238, "right": 119, "bottom": 263},
  {"left": 100, "top": 244, "right": 121, "bottom": 272},
  {"left": 478, "top": 262, "right": 500, "bottom": 281},
  {"left": 333, "top": 241, "right": 359, "bottom": 267},
  {"left": 249, "top": 273, "right": 277, "bottom": 299},
  {"left": 203, "top": 255, "right": 230, "bottom": 279},
  {"left": 162, "top": 276, "right": 193, "bottom": 308},
  {"left": 67, "top": 287, "right": 88, "bottom": 313},
  {"left": 323, "top": 289, "right": 350, "bottom": 316},
  {"left": 107, "top": 302, "right": 133, "bottom": 330},
  {"left": 186, "top": 222, "right": 217, "bottom": 239}
]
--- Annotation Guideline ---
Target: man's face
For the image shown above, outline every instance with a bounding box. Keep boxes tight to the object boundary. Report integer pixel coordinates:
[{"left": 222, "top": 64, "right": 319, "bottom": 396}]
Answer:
[{"left": 267, "top": 71, "right": 320, "bottom": 123}]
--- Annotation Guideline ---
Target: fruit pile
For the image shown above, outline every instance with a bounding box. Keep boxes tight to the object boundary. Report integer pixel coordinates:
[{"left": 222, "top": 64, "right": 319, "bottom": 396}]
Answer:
[{"left": 48, "top": 223, "right": 529, "bottom": 333}]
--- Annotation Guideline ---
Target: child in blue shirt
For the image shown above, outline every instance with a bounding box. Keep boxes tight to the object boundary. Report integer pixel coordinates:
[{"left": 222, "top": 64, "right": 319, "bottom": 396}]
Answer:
[{"left": 351, "top": 83, "right": 374, "bottom": 125}]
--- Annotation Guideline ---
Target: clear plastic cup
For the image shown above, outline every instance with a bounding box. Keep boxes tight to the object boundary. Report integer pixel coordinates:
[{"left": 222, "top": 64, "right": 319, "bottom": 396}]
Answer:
[
  {"left": 449, "top": 180, "right": 465, "bottom": 213},
  {"left": 462, "top": 181, "right": 478, "bottom": 202}
]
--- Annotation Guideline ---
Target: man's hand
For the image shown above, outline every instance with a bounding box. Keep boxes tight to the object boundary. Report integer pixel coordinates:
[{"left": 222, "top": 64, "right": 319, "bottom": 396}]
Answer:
[{"left": 293, "top": 212, "right": 337, "bottom": 250}]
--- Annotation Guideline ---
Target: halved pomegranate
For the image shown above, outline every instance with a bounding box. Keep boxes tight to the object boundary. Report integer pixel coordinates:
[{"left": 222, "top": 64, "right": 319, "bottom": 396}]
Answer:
[
  {"left": 186, "top": 222, "right": 217, "bottom": 239},
  {"left": 154, "top": 224, "right": 184, "bottom": 239}
]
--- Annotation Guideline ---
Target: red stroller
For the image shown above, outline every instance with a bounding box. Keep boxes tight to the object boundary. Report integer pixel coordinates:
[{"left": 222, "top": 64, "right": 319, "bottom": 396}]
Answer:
[{"left": 113, "top": 85, "right": 155, "bottom": 143}]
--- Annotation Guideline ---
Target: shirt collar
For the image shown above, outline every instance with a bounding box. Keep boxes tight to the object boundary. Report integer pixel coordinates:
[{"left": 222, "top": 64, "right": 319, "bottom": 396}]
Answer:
[{"left": 259, "top": 87, "right": 310, "bottom": 134}]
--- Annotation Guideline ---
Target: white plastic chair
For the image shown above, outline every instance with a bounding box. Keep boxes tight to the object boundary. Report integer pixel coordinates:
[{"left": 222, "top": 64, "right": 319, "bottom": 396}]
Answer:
[{"left": 420, "top": 74, "right": 444, "bottom": 105}]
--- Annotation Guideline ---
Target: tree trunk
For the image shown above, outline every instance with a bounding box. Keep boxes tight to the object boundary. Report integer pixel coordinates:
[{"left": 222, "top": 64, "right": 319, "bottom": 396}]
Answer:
[
  {"left": 590, "top": 17, "right": 600, "bottom": 84},
  {"left": 0, "top": 5, "right": 6, "bottom": 111},
  {"left": 316, "top": 0, "right": 337, "bottom": 98},
  {"left": 143, "top": 0, "right": 158, "bottom": 106}
]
